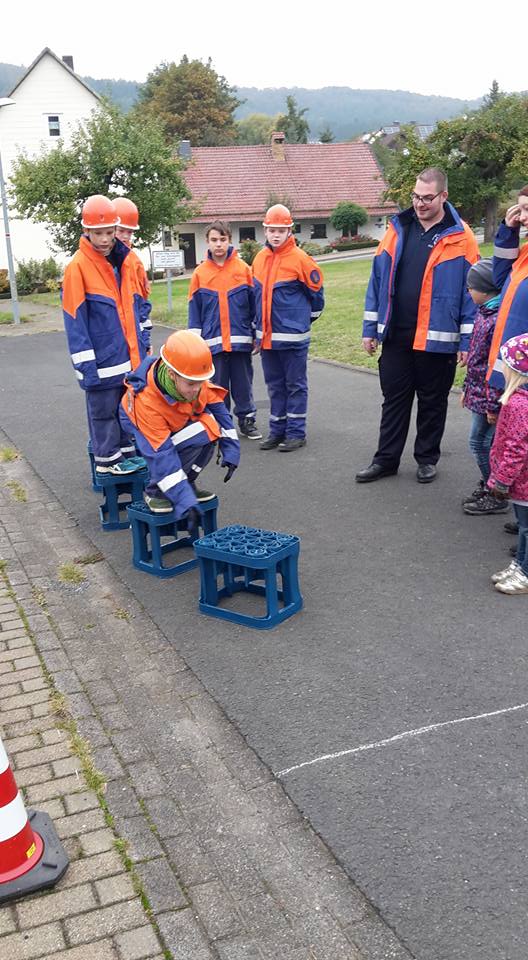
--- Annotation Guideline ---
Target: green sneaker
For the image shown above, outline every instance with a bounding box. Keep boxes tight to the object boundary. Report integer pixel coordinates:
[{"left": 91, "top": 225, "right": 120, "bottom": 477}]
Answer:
[
  {"left": 191, "top": 483, "right": 215, "bottom": 503},
  {"left": 144, "top": 492, "right": 173, "bottom": 514}
]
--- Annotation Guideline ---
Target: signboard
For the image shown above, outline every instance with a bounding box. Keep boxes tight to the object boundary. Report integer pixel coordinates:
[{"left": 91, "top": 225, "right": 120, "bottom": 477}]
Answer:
[{"left": 152, "top": 249, "right": 185, "bottom": 270}]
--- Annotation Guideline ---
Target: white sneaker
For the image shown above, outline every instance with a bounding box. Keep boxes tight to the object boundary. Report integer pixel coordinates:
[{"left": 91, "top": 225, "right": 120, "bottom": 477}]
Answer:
[
  {"left": 491, "top": 560, "right": 519, "bottom": 584},
  {"left": 96, "top": 459, "right": 141, "bottom": 476},
  {"left": 495, "top": 569, "right": 528, "bottom": 594}
]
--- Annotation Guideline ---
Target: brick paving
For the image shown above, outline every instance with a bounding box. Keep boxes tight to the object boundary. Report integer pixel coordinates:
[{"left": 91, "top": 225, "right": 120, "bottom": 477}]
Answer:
[{"left": 0, "top": 431, "right": 414, "bottom": 960}]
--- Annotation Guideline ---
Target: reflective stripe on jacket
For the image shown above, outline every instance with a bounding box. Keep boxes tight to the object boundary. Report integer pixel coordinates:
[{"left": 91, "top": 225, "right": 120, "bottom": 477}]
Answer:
[
  {"left": 120, "top": 357, "right": 240, "bottom": 518},
  {"left": 363, "top": 203, "right": 479, "bottom": 353},
  {"left": 129, "top": 250, "right": 152, "bottom": 350},
  {"left": 252, "top": 236, "right": 325, "bottom": 350},
  {"left": 188, "top": 247, "right": 255, "bottom": 353},
  {"left": 487, "top": 223, "right": 528, "bottom": 389},
  {"left": 62, "top": 237, "right": 149, "bottom": 390}
]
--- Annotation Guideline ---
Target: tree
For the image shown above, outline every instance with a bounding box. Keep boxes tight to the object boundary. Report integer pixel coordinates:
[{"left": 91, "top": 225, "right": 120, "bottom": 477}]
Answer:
[
  {"left": 428, "top": 94, "right": 528, "bottom": 239},
  {"left": 383, "top": 128, "right": 437, "bottom": 209},
  {"left": 330, "top": 201, "right": 368, "bottom": 237},
  {"left": 319, "top": 126, "right": 335, "bottom": 143},
  {"left": 236, "top": 113, "right": 278, "bottom": 145},
  {"left": 483, "top": 80, "right": 503, "bottom": 108},
  {"left": 137, "top": 56, "right": 240, "bottom": 146},
  {"left": 10, "top": 103, "right": 193, "bottom": 254},
  {"left": 276, "top": 96, "right": 310, "bottom": 144}
]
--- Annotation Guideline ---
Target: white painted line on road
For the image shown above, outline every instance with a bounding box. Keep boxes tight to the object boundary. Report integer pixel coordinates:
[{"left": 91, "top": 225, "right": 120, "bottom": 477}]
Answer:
[{"left": 276, "top": 700, "right": 528, "bottom": 778}]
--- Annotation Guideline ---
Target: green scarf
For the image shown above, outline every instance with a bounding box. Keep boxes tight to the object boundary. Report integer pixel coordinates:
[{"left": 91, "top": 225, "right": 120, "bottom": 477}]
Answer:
[{"left": 156, "top": 360, "right": 186, "bottom": 401}]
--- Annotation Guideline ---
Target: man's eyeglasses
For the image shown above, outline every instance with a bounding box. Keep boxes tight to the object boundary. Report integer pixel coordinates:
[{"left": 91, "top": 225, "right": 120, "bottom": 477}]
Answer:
[{"left": 411, "top": 191, "right": 442, "bottom": 205}]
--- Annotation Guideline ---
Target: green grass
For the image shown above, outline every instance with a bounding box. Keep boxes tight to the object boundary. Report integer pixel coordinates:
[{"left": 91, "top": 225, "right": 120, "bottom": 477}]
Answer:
[
  {"left": 0, "top": 446, "right": 18, "bottom": 462},
  {"left": 0, "top": 312, "right": 32, "bottom": 324},
  {"left": 57, "top": 562, "right": 87, "bottom": 585},
  {"left": 5, "top": 480, "right": 27, "bottom": 502}
]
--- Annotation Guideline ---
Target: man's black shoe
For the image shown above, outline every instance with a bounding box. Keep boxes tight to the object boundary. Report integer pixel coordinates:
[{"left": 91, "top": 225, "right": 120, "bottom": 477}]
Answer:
[
  {"left": 278, "top": 438, "right": 306, "bottom": 452},
  {"left": 355, "top": 463, "right": 398, "bottom": 483},
  {"left": 260, "top": 435, "right": 283, "bottom": 450},
  {"left": 504, "top": 520, "right": 519, "bottom": 535},
  {"left": 416, "top": 464, "right": 437, "bottom": 483}
]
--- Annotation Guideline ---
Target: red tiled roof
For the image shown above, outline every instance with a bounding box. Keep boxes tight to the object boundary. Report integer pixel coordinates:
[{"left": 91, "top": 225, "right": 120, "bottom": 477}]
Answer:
[{"left": 183, "top": 142, "right": 398, "bottom": 222}]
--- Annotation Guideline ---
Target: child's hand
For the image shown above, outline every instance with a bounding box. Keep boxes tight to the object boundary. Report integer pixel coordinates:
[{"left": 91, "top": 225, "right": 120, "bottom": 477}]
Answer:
[
  {"left": 486, "top": 412, "right": 498, "bottom": 424},
  {"left": 457, "top": 351, "right": 468, "bottom": 367},
  {"left": 362, "top": 337, "right": 378, "bottom": 356},
  {"left": 505, "top": 204, "right": 521, "bottom": 228}
]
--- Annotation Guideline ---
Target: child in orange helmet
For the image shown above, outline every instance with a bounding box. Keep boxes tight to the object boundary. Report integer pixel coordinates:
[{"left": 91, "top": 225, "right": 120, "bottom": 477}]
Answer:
[
  {"left": 112, "top": 197, "right": 152, "bottom": 355},
  {"left": 120, "top": 330, "right": 240, "bottom": 522},
  {"left": 252, "top": 204, "right": 324, "bottom": 451},
  {"left": 62, "top": 195, "right": 151, "bottom": 476}
]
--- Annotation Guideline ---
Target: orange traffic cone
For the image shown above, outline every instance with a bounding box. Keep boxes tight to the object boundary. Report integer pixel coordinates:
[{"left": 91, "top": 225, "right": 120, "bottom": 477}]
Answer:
[{"left": 0, "top": 735, "right": 68, "bottom": 902}]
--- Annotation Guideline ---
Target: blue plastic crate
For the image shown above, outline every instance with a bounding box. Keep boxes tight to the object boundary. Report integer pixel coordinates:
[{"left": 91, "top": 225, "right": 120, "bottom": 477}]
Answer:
[
  {"left": 97, "top": 469, "right": 149, "bottom": 531},
  {"left": 127, "top": 497, "right": 219, "bottom": 577},
  {"left": 193, "top": 525, "right": 302, "bottom": 629}
]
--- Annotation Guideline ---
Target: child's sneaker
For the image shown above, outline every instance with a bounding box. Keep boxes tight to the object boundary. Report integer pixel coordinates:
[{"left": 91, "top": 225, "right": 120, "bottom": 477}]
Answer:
[
  {"left": 239, "top": 417, "right": 262, "bottom": 440},
  {"left": 463, "top": 493, "right": 509, "bottom": 516},
  {"left": 491, "top": 559, "right": 519, "bottom": 583},
  {"left": 190, "top": 483, "right": 215, "bottom": 502},
  {"left": 129, "top": 455, "right": 147, "bottom": 469},
  {"left": 144, "top": 492, "right": 173, "bottom": 513},
  {"left": 462, "top": 480, "right": 486, "bottom": 505},
  {"left": 495, "top": 568, "right": 528, "bottom": 594},
  {"left": 96, "top": 459, "right": 141, "bottom": 476}
]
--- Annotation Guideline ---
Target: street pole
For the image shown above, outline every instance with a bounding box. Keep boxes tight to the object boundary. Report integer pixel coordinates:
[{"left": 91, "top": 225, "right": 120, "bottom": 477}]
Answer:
[{"left": 0, "top": 98, "right": 20, "bottom": 325}]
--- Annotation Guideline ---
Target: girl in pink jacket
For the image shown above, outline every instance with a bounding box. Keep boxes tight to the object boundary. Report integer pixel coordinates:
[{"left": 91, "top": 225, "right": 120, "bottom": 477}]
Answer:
[{"left": 488, "top": 333, "right": 528, "bottom": 594}]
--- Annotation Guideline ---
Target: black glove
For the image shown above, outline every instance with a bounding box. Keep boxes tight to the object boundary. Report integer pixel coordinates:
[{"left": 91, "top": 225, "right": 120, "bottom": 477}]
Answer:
[
  {"left": 182, "top": 506, "right": 201, "bottom": 536},
  {"left": 223, "top": 463, "right": 237, "bottom": 483}
]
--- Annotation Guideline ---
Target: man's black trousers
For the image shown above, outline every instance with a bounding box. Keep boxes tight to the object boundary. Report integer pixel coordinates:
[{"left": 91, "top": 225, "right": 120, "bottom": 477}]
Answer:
[{"left": 373, "top": 342, "right": 457, "bottom": 468}]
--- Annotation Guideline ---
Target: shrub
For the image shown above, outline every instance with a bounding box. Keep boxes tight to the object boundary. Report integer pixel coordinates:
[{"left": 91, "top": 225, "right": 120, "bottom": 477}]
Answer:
[
  {"left": 15, "top": 257, "right": 62, "bottom": 295},
  {"left": 329, "top": 235, "right": 379, "bottom": 251},
  {"left": 0, "top": 269, "right": 9, "bottom": 295},
  {"left": 239, "top": 239, "right": 261, "bottom": 265},
  {"left": 299, "top": 241, "right": 324, "bottom": 256}
]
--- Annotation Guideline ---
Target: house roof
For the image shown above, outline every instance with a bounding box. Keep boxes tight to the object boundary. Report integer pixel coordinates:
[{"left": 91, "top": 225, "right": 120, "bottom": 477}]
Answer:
[
  {"left": 8, "top": 48, "right": 100, "bottom": 101},
  {"left": 183, "top": 141, "right": 398, "bottom": 223}
]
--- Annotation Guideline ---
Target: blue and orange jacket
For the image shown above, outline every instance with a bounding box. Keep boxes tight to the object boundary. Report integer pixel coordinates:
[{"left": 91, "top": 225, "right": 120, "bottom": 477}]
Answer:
[
  {"left": 252, "top": 236, "right": 325, "bottom": 350},
  {"left": 188, "top": 247, "right": 255, "bottom": 354},
  {"left": 363, "top": 203, "right": 479, "bottom": 353},
  {"left": 129, "top": 249, "right": 152, "bottom": 351},
  {"left": 487, "top": 222, "right": 528, "bottom": 389},
  {"left": 62, "top": 237, "right": 151, "bottom": 391},
  {"left": 120, "top": 357, "right": 240, "bottom": 518}
]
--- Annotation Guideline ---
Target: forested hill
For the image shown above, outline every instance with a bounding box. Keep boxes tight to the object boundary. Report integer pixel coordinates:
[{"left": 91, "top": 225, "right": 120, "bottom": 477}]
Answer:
[
  {"left": 0, "top": 61, "right": 481, "bottom": 139},
  {"left": 235, "top": 86, "right": 481, "bottom": 141}
]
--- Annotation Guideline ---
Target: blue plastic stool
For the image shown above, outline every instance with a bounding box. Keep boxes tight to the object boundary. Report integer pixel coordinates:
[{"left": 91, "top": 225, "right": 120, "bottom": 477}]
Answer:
[
  {"left": 127, "top": 497, "right": 219, "bottom": 578},
  {"left": 98, "top": 470, "right": 149, "bottom": 531},
  {"left": 193, "top": 525, "right": 302, "bottom": 630},
  {"left": 87, "top": 440, "right": 103, "bottom": 493}
]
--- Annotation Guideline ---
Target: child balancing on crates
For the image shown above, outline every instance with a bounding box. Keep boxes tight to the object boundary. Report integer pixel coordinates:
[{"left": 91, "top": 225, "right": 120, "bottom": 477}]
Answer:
[{"left": 488, "top": 334, "right": 528, "bottom": 594}]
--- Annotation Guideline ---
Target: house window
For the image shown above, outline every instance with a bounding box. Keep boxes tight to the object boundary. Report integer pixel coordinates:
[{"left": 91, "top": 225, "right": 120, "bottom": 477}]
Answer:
[
  {"left": 48, "top": 115, "right": 60, "bottom": 137},
  {"left": 293, "top": 223, "right": 302, "bottom": 234},
  {"left": 310, "top": 223, "right": 327, "bottom": 240},
  {"left": 163, "top": 229, "right": 173, "bottom": 247},
  {"left": 239, "top": 227, "right": 256, "bottom": 242}
]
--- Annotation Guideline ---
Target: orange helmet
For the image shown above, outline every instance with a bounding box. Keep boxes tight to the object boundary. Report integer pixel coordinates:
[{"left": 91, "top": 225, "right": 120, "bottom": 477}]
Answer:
[
  {"left": 81, "top": 195, "right": 119, "bottom": 229},
  {"left": 112, "top": 197, "right": 139, "bottom": 230},
  {"left": 160, "top": 330, "right": 215, "bottom": 381},
  {"left": 262, "top": 203, "right": 294, "bottom": 228}
]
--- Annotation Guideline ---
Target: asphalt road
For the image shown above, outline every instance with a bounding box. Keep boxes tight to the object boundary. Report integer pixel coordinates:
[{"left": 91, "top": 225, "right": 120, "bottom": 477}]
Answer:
[{"left": 1, "top": 328, "right": 527, "bottom": 960}]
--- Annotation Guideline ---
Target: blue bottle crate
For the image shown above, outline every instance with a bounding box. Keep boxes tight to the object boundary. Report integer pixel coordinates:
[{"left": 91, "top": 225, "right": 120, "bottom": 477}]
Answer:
[
  {"left": 98, "top": 469, "right": 149, "bottom": 531},
  {"left": 127, "top": 497, "right": 218, "bottom": 577},
  {"left": 193, "top": 525, "right": 302, "bottom": 630}
]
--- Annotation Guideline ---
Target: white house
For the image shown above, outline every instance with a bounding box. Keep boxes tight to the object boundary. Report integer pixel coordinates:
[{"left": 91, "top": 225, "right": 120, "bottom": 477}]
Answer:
[
  {"left": 0, "top": 48, "right": 100, "bottom": 269},
  {"left": 169, "top": 133, "right": 398, "bottom": 269}
]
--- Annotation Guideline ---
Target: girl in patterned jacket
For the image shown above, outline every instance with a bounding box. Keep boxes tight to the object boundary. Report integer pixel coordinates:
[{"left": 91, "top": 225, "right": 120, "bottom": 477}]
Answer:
[
  {"left": 461, "top": 259, "right": 506, "bottom": 516},
  {"left": 488, "top": 334, "right": 528, "bottom": 594}
]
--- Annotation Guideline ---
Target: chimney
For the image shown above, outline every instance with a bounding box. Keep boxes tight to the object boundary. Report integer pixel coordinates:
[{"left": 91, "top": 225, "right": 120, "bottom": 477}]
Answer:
[
  {"left": 271, "top": 131, "right": 285, "bottom": 161},
  {"left": 62, "top": 55, "right": 74, "bottom": 71},
  {"left": 179, "top": 140, "right": 191, "bottom": 160}
]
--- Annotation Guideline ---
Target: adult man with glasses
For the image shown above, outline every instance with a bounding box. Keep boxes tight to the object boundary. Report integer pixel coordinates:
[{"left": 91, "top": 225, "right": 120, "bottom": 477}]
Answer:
[{"left": 356, "top": 167, "right": 479, "bottom": 484}]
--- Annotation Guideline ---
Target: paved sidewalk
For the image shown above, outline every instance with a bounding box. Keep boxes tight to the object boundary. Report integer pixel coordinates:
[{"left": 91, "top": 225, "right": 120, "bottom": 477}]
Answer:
[{"left": 0, "top": 439, "right": 414, "bottom": 959}]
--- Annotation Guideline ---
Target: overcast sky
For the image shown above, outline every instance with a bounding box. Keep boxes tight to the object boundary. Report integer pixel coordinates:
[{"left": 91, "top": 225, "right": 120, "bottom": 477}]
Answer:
[{"left": 4, "top": 0, "right": 526, "bottom": 100}]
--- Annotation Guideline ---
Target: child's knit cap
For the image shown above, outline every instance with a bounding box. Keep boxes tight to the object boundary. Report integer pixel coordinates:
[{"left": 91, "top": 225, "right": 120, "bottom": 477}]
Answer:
[
  {"left": 467, "top": 258, "right": 500, "bottom": 295},
  {"left": 500, "top": 334, "right": 528, "bottom": 376}
]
